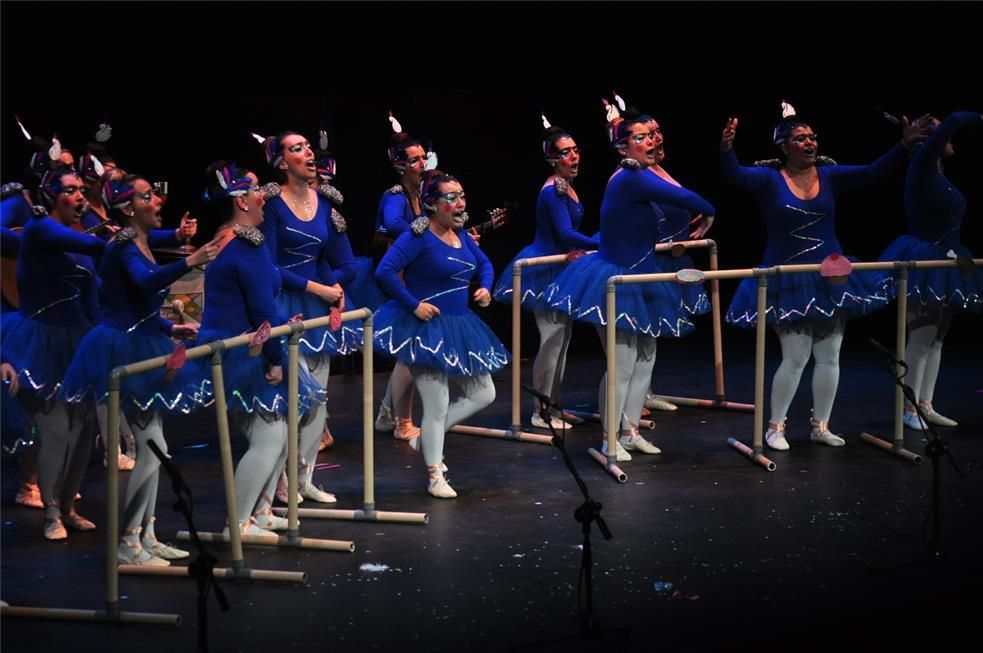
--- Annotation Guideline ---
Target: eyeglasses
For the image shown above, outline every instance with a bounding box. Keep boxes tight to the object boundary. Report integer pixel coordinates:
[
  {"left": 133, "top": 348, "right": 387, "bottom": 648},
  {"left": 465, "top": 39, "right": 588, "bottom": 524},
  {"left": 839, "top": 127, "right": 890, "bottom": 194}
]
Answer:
[
  {"left": 629, "top": 133, "right": 652, "bottom": 145},
  {"left": 556, "top": 146, "right": 581, "bottom": 159},
  {"left": 438, "top": 191, "right": 466, "bottom": 203}
]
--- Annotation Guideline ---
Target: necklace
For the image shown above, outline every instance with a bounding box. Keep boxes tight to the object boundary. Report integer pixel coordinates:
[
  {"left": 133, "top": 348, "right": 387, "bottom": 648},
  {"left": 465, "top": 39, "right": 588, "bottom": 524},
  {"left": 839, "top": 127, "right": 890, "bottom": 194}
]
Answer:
[{"left": 287, "top": 188, "right": 315, "bottom": 221}]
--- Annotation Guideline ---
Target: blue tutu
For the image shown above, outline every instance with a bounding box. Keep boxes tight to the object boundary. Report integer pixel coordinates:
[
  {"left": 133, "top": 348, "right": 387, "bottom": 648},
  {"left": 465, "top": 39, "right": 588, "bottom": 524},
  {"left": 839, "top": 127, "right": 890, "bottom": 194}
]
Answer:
[
  {"left": 190, "top": 329, "right": 326, "bottom": 416},
  {"left": 654, "top": 252, "right": 710, "bottom": 316},
  {"left": 726, "top": 256, "right": 890, "bottom": 328},
  {"left": 1, "top": 314, "right": 91, "bottom": 401},
  {"left": 349, "top": 255, "right": 389, "bottom": 312},
  {"left": 373, "top": 300, "right": 510, "bottom": 376},
  {"left": 542, "top": 253, "right": 695, "bottom": 338},
  {"left": 60, "top": 325, "right": 199, "bottom": 414},
  {"left": 880, "top": 236, "right": 981, "bottom": 313},
  {"left": 276, "top": 288, "right": 364, "bottom": 357},
  {"left": 492, "top": 244, "right": 569, "bottom": 310}
]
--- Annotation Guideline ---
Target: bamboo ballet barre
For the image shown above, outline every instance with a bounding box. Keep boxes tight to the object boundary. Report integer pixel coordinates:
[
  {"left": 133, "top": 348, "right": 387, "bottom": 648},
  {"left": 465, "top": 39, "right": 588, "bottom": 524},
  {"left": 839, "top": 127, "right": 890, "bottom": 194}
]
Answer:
[
  {"left": 271, "top": 310, "right": 429, "bottom": 524},
  {"left": 859, "top": 258, "right": 982, "bottom": 462},
  {"left": 568, "top": 241, "right": 753, "bottom": 430}
]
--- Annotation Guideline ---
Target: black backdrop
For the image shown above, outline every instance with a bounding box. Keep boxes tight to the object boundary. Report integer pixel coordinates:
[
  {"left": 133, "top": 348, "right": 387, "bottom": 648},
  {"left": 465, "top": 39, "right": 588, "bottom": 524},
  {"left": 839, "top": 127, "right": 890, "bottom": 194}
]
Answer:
[{"left": 3, "top": 2, "right": 981, "bottom": 351}]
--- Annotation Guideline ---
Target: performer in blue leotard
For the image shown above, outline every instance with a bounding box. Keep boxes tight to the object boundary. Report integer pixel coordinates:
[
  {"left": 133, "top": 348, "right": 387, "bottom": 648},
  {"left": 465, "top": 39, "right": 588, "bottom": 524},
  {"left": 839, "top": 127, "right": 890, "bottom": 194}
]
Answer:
[
  {"left": 61, "top": 176, "right": 219, "bottom": 564},
  {"left": 720, "top": 102, "right": 931, "bottom": 450},
  {"left": 1, "top": 168, "right": 105, "bottom": 540},
  {"left": 196, "top": 162, "right": 326, "bottom": 535},
  {"left": 492, "top": 115, "right": 597, "bottom": 430},
  {"left": 641, "top": 114, "right": 716, "bottom": 414},
  {"left": 374, "top": 171, "right": 507, "bottom": 498},
  {"left": 369, "top": 117, "right": 435, "bottom": 442},
  {"left": 544, "top": 101, "right": 716, "bottom": 460},
  {"left": 259, "top": 130, "right": 360, "bottom": 505},
  {"left": 879, "top": 110, "right": 982, "bottom": 430}
]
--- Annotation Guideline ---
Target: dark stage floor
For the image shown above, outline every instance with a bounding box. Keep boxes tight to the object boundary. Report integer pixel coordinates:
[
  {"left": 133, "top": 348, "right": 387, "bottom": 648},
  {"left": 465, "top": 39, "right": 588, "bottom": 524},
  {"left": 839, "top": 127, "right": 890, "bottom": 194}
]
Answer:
[{"left": 2, "top": 327, "right": 982, "bottom": 652}]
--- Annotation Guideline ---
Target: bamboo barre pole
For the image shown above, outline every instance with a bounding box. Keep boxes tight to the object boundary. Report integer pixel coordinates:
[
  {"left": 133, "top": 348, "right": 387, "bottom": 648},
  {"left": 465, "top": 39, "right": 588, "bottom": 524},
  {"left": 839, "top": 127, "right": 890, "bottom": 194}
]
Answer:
[
  {"left": 279, "top": 313, "right": 429, "bottom": 524},
  {"left": 105, "top": 381, "right": 121, "bottom": 614},
  {"left": 448, "top": 424, "right": 554, "bottom": 444},
  {"left": 563, "top": 410, "right": 656, "bottom": 431},
  {"left": 118, "top": 565, "right": 306, "bottom": 583},
  {"left": 727, "top": 438, "right": 776, "bottom": 471},
  {"left": 0, "top": 605, "right": 180, "bottom": 625},
  {"left": 587, "top": 447, "right": 627, "bottom": 483},
  {"left": 209, "top": 349, "right": 245, "bottom": 565},
  {"left": 272, "top": 507, "right": 428, "bottom": 524},
  {"left": 176, "top": 530, "right": 354, "bottom": 552},
  {"left": 752, "top": 274, "right": 768, "bottom": 455},
  {"left": 648, "top": 396, "right": 754, "bottom": 412},
  {"left": 511, "top": 261, "right": 523, "bottom": 431},
  {"left": 286, "top": 330, "right": 301, "bottom": 537},
  {"left": 859, "top": 264, "right": 920, "bottom": 463},
  {"left": 604, "top": 281, "right": 619, "bottom": 474}
]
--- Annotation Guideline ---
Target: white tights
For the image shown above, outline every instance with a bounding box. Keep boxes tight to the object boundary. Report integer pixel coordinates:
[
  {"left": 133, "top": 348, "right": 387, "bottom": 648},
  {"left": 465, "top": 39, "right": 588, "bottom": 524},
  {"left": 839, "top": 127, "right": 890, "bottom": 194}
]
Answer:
[
  {"left": 380, "top": 362, "right": 415, "bottom": 419},
  {"left": 770, "top": 321, "right": 845, "bottom": 425},
  {"left": 231, "top": 412, "right": 287, "bottom": 522},
  {"left": 33, "top": 400, "right": 90, "bottom": 518},
  {"left": 532, "top": 310, "right": 573, "bottom": 416},
  {"left": 121, "top": 409, "right": 166, "bottom": 534},
  {"left": 595, "top": 327, "right": 657, "bottom": 434},
  {"left": 903, "top": 306, "right": 951, "bottom": 405},
  {"left": 411, "top": 369, "right": 496, "bottom": 466}
]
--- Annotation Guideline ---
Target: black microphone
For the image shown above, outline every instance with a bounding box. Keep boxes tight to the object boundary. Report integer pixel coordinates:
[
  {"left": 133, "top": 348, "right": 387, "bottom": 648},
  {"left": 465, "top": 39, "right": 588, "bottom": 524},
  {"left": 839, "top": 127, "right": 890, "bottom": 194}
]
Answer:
[
  {"left": 868, "top": 337, "right": 908, "bottom": 370},
  {"left": 520, "top": 383, "right": 563, "bottom": 414}
]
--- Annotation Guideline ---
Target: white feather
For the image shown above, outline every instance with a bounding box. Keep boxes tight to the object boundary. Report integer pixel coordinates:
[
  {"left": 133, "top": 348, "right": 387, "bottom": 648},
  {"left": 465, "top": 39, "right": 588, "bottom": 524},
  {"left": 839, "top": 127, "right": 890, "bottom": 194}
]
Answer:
[
  {"left": 92, "top": 155, "right": 105, "bottom": 177},
  {"left": 15, "top": 116, "right": 31, "bottom": 141},
  {"left": 613, "top": 92, "right": 626, "bottom": 112},
  {"left": 95, "top": 123, "right": 112, "bottom": 142},
  {"left": 319, "top": 129, "right": 329, "bottom": 151},
  {"left": 48, "top": 136, "right": 62, "bottom": 162},
  {"left": 541, "top": 112, "right": 551, "bottom": 129},
  {"left": 249, "top": 132, "right": 266, "bottom": 144},
  {"left": 388, "top": 112, "right": 402, "bottom": 134},
  {"left": 781, "top": 100, "right": 797, "bottom": 119},
  {"left": 604, "top": 99, "right": 619, "bottom": 123},
  {"left": 216, "top": 168, "right": 228, "bottom": 189},
  {"left": 424, "top": 150, "right": 438, "bottom": 171}
]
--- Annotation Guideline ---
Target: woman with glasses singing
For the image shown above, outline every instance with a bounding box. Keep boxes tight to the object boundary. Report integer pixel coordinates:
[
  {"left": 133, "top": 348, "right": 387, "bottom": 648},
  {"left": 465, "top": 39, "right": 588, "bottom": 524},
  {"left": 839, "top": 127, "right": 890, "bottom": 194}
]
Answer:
[
  {"left": 720, "top": 102, "right": 930, "bottom": 451},
  {"left": 194, "top": 162, "right": 326, "bottom": 536},
  {"left": 2, "top": 167, "right": 106, "bottom": 541},
  {"left": 544, "top": 100, "right": 715, "bottom": 461},
  {"left": 491, "top": 115, "right": 598, "bottom": 431},
  {"left": 258, "top": 131, "right": 359, "bottom": 506},
  {"left": 61, "top": 177, "right": 219, "bottom": 564},
  {"left": 374, "top": 171, "right": 508, "bottom": 499}
]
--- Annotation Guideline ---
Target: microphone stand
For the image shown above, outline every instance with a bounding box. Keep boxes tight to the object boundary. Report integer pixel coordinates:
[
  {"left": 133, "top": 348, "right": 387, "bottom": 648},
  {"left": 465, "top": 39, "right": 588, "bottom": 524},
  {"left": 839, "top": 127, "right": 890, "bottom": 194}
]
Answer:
[
  {"left": 146, "top": 439, "right": 229, "bottom": 653},
  {"left": 518, "top": 385, "right": 629, "bottom": 644},
  {"left": 867, "top": 340, "right": 965, "bottom": 564}
]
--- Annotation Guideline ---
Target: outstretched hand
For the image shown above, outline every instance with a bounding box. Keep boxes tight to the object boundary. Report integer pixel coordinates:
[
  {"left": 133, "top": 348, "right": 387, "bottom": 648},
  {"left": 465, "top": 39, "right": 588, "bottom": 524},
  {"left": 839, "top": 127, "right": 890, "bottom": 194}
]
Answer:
[
  {"left": 900, "top": 113, "right": 934, "bottom": 149},
  {"left": 689, "top": 214, "right": 715, "bottom": 239},
  {"left": 720, "top": 117, "right": 738, "bottom": 151}
]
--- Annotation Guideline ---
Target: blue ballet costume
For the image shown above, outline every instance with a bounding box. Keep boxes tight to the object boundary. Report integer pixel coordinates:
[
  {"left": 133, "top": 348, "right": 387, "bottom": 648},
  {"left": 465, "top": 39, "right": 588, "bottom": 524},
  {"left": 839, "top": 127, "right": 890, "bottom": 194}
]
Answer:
[
  {"left": 655, "top": 201, "right": 710, "bottom": 315},
  {"left": 194, "top": 228, "right": 326, "bottom": 416},
  {"left": 260, "top": 193, "right": 363, "bottom": 356},
  {"left": 351, "top": 186, "right": 417, "bottom": 312},
  {"left": 1, "top": 214, "right": 104, "bottom": 403},
  {"left": 374, "top": 227, "right": 510, "bottom": 376},
  {"left": 492, "top": 181, "right": 598, "bottom": 308},
  {"left": 722, "top": 144, "right": 907, "bottom": 328},
  {"left": 879, "top": 111, "right": 982, "bottom": 312},
  {"left": 60, "top": 230, "right": 199, "bottom": 414},
  {"left": 543, "top": 165, "right": 715, "bottom": 337}
]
